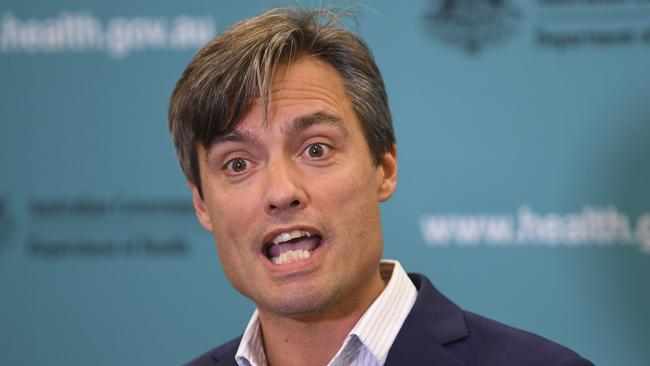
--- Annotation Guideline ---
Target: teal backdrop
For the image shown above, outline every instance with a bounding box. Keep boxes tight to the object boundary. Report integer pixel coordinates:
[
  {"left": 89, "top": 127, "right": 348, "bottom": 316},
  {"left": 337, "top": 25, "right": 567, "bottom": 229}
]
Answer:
[{"left": 2, "top": 1, "right": 649, "bottom": 365}]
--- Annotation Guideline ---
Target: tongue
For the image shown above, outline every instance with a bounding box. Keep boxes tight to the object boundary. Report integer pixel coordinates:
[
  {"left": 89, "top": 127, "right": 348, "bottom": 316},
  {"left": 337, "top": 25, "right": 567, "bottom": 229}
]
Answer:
[{"left": 268, "top": 237, "right": 319, "bottom": 257}]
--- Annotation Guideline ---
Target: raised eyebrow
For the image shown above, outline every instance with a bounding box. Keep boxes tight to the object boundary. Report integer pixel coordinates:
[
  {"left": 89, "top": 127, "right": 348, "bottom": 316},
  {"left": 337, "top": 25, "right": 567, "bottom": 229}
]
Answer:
[
  {"left": 206, "top": 112, "right": 346, "bottom": 152},
  {"left": 290, "top": 111, "right": 349, "bottom": 137},
  {"left": 207, "top": 130, "right": 260, "bottom": 151}
]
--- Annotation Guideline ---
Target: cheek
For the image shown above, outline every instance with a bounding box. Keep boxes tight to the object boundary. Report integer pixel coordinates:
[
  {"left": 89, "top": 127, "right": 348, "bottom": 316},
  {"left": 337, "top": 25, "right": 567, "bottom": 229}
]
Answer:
[
  {"left": 213, "top": 234, "right": 255, "bottom": 297},
  {"left": 324, "top": 162, "right": 379, "bottom": 205},
  {"left": 317, "top": 164, "right": 382, "bottom": 228},
  {"left": 208, "top": 190, "right": 258, "bottom": 238},
  {"left": 206, "top": 195, "right": 259, "bottom": 279}
]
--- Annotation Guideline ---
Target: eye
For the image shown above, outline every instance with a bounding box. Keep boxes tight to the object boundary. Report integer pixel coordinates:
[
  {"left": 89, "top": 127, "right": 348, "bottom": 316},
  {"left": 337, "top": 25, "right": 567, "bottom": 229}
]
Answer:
[
  {"left": 223, "top": 157, "right": 249, "bottom": 174},
  {"left": 304, "top": 143, "right": 330, "bottom": 158}
]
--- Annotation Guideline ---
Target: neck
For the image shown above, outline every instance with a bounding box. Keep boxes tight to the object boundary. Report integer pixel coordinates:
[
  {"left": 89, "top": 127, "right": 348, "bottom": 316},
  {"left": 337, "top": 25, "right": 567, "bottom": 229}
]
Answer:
[{"left": 257, "top": 270, "right": 386, "bottom": 366}]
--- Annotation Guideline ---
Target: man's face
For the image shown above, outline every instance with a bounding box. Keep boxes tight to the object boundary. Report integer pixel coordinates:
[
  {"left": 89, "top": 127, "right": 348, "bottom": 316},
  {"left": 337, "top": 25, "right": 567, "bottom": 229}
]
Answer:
[{"left": 191, "top": 57, "right": 397, "bottom": 318}]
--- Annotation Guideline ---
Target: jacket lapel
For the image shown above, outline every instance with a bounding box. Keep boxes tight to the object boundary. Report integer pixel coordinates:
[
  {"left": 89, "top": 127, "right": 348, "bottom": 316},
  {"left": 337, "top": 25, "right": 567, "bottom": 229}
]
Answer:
[
  {"left": 212, "top": 352, "right": 238, "bottom": 366},
  {"left": 209, "top": 337, "right": 240, "bottom": 366},
  {"left": 385, "top": 274, "right": 469, "bottom": 366},
  {"left": 209, "top": 274, "right": 468, "bottom": 366}
]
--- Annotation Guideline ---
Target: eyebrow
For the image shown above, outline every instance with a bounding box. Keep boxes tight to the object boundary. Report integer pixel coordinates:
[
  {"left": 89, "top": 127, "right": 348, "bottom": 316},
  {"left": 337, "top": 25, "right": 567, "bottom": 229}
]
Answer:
[
  {"left": 207, "top": 111, "right": 348, "bottom": 151},
  {"left": 207, "top": 130, "right": 261, "bottom": 150},
  {"left": 288, "top": 111, "right": 349, "bottom": 137}
]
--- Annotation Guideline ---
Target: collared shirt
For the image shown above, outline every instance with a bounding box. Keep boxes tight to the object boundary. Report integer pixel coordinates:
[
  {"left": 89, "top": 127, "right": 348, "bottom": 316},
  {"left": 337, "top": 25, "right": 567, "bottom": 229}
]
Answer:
[{"left": 235, "top": 259, "right": 418, "bottom": 366}]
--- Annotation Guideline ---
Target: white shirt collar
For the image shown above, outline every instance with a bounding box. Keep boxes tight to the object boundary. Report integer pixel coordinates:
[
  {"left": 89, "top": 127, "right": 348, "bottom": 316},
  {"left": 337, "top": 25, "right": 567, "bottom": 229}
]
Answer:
[
  {"left": 234, "top": 309, "right": 266, "bottom": 366},
  {"left": 235, "top": 259, "right": 417, "bottom": 366}
]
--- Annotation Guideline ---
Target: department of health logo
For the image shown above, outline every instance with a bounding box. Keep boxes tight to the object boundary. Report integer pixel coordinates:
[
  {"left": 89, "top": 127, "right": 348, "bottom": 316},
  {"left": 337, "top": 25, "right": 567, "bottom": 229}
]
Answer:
[
  {"left": 424, "top": 0, "right": 522, "bottom": 54},
  {"left": 0, "top": 196, "right": 14, "bottom": 255}
]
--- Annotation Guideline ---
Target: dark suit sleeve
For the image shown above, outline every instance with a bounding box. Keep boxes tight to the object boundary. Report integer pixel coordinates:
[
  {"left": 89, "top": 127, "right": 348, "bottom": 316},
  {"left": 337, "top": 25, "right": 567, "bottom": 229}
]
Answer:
[
  {"left": 557, "top": 355, "right": 596, "bottom": 366},
  {"left": 184, "top": 336, "right": 241, "bottom": 366},
  {"left": 185, "top": 352, "right": 216, "bottom": 366}
]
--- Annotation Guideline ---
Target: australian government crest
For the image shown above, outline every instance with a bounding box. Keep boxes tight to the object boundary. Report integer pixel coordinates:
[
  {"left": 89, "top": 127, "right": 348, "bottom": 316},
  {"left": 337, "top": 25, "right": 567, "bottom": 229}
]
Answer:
[{"left": 424, "top": 0, "right": 522, "bottom": 54}]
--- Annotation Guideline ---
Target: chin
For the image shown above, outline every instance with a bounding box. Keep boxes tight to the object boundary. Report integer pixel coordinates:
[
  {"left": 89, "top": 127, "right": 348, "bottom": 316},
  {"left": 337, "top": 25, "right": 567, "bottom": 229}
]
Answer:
[{"left": 260, "top": 287, "right": 338, "bottom": 318}]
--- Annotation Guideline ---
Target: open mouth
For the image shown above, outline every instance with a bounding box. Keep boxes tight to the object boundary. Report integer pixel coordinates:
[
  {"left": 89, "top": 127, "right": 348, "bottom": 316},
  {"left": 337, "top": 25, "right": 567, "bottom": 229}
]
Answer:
[{"left": 263, "top": 229, "right": 323, "bottom": 265}]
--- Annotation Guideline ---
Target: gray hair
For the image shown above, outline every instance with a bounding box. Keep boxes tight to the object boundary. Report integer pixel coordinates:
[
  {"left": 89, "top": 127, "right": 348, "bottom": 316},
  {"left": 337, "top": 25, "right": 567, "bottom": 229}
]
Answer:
[{"left": 168, "top": 7, "right": 394, "bottom": 196}]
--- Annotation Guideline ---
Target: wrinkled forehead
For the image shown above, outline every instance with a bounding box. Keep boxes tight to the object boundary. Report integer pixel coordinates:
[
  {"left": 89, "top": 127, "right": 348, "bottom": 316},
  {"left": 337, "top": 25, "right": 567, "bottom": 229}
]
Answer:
[
  {"left": 261, "top": 56, "right": 353, "bottom": 116},
  {"left": 208, "top": 56, "right": 356, "bottom": 143}
]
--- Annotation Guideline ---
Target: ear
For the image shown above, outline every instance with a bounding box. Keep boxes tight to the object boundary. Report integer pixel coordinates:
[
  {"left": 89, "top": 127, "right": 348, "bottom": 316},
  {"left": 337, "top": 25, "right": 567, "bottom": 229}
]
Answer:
[
  {"left": 377, "top": 144, "right": 398, "bottom": 202},
  {"left": 189, "top": 182, "right": 213, "bottom": 232}
]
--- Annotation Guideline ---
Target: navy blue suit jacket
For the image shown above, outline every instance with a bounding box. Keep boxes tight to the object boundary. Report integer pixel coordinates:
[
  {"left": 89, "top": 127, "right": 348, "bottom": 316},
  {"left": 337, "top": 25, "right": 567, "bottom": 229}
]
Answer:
[{"left": 186, "top": 273, "right": 594, "bottom": 365}]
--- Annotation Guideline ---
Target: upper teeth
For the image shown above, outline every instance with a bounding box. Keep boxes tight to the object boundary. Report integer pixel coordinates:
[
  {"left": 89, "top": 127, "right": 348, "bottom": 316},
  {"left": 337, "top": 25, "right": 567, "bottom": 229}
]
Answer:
[{"left": 272, "top": 229, "right": 312, "bottom": 245}]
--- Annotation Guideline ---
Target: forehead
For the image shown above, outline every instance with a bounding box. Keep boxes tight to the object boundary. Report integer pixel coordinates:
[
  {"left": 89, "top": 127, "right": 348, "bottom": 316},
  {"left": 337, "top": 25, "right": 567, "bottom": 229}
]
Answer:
[{"left": 238, "top": 56, "right": 357, "bottom": 131}]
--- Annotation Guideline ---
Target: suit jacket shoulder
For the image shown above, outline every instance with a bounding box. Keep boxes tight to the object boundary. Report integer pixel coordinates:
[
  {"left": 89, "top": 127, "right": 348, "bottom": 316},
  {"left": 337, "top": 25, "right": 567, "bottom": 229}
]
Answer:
[
  {"left": 185, "top": 336, "right": 240, "bottom": 366},
  {"left": 384, "top": 273, "right": 595, "bottom": 366},
  {"left": 184, "top": 273, "right": 595, "bottom": 366},
  {"left": 453, "top": 310, "right": 593, "bottom": 365}
]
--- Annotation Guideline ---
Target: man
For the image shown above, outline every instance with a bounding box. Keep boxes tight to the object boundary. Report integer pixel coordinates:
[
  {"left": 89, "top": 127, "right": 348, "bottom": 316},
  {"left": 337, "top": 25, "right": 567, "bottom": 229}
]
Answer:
[{"left": 169, "top": 7, "right": 594, "bottom": 366}]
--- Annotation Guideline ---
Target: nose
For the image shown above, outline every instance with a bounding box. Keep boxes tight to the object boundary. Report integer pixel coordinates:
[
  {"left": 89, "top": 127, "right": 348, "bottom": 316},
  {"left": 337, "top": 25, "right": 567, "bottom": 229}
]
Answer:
[{"left": 263, "top": 156, "right": 307, "bottom": 216}]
